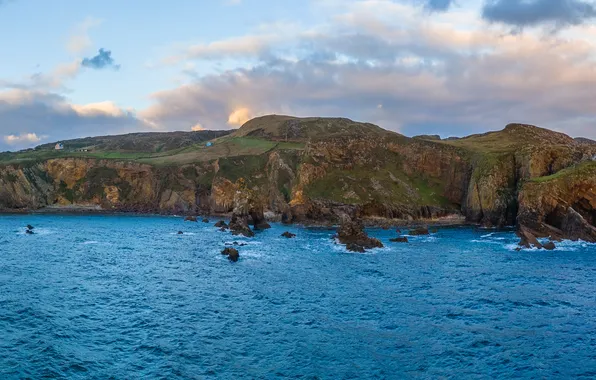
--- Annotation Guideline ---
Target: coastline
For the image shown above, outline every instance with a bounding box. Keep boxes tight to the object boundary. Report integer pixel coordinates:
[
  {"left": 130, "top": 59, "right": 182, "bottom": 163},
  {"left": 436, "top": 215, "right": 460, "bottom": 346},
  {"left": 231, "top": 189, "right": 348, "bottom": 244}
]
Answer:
[{"left": 0, "top": 206, "right": 474, "bottom": 229}]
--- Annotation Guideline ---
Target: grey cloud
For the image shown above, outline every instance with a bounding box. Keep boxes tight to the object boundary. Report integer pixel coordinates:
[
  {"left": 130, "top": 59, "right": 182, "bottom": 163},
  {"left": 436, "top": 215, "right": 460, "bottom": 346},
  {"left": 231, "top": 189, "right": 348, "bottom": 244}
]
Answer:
[
  {"left": 482, "top": 0, "right": 596, "bottom": 28},
  {"left": 142, "top": 25, "right": 596, "bottom": 140},
  {"left": 0, "top": 92, "right": 144, "bottom": 151},
  {"left": 81, "top": 48, "right": 120, "bottom": 70}
]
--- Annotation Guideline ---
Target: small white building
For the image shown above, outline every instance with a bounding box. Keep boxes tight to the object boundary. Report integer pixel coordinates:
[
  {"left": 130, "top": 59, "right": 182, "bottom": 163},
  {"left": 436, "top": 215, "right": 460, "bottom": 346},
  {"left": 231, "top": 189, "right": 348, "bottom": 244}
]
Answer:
[{"left": 55, "top": 143, "right": 64, "bottom": 150}]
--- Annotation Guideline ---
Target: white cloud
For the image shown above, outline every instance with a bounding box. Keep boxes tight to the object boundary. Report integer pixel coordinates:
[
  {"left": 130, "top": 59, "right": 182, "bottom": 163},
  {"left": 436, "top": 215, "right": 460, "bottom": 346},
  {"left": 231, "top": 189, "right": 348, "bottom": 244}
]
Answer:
[
  {"left": 67, "top": 17, "right": 103, "bottom": 54},
  {"left": 3, "top": 133, "right": 43, "bottom": 145},
  {"left": 227, "top": 107, "right": 252, "bottom": 126},
  {"left": 191, "top": 123, "right": 205, "bottom": 131}
]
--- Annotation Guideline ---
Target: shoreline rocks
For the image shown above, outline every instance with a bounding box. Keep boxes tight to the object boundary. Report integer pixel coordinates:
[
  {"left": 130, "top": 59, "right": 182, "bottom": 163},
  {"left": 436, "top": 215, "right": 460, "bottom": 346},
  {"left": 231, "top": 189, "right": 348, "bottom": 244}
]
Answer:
[
  {"left": 184, "top": 216, "right": 198, "bottom": 222},
  {"left": 337, "top": 214, "right": 383, "bottom": 252},
  {"left": 281, "top": 231, "right": 296, "bottom": 238}
]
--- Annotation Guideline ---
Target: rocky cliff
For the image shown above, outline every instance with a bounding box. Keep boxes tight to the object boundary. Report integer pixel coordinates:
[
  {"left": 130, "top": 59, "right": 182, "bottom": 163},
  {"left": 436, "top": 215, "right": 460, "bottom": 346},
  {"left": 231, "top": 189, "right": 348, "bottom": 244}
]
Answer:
[{"left": 1, "top": 116, "right": 595, "bottom": 239}]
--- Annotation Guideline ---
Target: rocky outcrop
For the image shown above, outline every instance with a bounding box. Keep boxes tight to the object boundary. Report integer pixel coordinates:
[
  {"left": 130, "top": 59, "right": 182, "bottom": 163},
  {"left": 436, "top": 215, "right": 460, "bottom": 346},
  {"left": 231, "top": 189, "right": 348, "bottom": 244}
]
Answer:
[
  {"left": 409, "top": 227, "right": 430, "bottom": 236},
  {"left": 229, "top": 214, "right": 255, "bottom": 237},
  {"left": 221, "top": 247, "right": 240, "bottom": 262},
  {"left": 281, "top": 231, "right": 296, "bottom": 238},
  {"left": 336, "top": 214, "right": 383, "bottom": 252},
  {"left": 185, "top": 216, "right": 198, "bottom": 222},
  {"left": 390, "top": 237, "right": 408, "bottom": 243}
]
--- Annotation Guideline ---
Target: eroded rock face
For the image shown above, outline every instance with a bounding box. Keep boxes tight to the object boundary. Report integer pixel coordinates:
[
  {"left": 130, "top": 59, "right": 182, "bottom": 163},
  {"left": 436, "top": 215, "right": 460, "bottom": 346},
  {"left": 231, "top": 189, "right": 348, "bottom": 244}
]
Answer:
[
  {"left": 336, "top": 214, "right": 383, "bottom": 252},
  {"left": 517, "top": 225, "right": 543, "bottom": 249}
]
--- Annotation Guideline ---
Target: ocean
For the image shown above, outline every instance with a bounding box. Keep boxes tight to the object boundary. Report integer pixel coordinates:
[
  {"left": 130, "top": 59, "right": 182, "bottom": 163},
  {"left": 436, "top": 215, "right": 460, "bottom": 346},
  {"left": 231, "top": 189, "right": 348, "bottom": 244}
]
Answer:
[{"left": 1, "top": 215, "right": 595, "bottom": 379}]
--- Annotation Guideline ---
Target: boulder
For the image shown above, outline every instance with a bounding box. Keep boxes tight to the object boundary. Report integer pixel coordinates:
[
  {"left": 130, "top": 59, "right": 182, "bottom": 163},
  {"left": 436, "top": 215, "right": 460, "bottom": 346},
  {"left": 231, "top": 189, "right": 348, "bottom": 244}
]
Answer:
[
  {"left": 409, "top": 226, "right": 430, "bottom": 236},
  {"left": 281, "top": 231, "right": 296, "bottom": 239},
  {"left": 25, "top": 229, "right": 34, "bottom": 235},
  {"left": 543, "top": 241, "right": 556, "bottom": 250},
  {"left": 202, "top": 218, "right": 209, "bottom": 223},
  {"left": 214, "top": 220, "right": 228, "bottom": 228},
  {"left": 184, "top": 216, "right": 198, "bottom": 222},
  {"left": 26, "top": 224, "right": 34, "bottom": 230},
  {"left": 337, "top": 214, "right": 383, "bottom": 251},
  {"left": 221, "top": 247, "right": 240, "bottom": 262},
  {"left": 390, "top": 237, "right": 409, "bottom": 243},
  {"left": 177, "top": 231, "right": 184, "bottom": 235},
  {"left": 229, "top": 214, "right": 255, "bottom": 237},
  {"left": 517, "top": 225, "right": 543, "bottom": 249}
]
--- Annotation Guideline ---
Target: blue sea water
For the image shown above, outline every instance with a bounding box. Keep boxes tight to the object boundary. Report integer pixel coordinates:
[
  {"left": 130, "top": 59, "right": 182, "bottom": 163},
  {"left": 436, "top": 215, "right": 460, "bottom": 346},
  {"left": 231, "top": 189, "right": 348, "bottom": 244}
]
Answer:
[{"left": 0, "top": 215, "right": 595, "bottom": 379}]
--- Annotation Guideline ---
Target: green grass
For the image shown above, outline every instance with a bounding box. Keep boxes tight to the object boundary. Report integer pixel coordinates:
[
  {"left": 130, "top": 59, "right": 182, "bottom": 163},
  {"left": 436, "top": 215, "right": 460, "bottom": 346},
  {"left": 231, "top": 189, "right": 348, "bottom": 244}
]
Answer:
[{"left": 531, "top": 161, "right": 596, "bottom": 183}]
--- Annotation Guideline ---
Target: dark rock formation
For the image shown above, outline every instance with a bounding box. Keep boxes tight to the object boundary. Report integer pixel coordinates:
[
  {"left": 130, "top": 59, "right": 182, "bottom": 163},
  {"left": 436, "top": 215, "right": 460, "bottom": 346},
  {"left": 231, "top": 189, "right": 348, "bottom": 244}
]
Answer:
[
  {"left": 25, "top": 229, "right": 34, "bottom": 235},
  {"left": 250, "top": 209, "right": 271, "bottom": 230},
  {"left": 560, "top": 207, "right": 596, "bottom": 242},
  {"left": 229, "top": 214, "right": 255, "bottom": 237},
  {"left": 221, "top": 247, "right": 240, "bottom": 262},
  {"left": 337, "top": 214, "right": 383, "bottom": 251},
  {"left": 214, "top": 220, "right": 228, "bottom": 228},
  {"left": 281, "top": 231, "right": 296, "bottom": 238},
  {"left": 26, "top": 224, "right": 34, "bottom": 230},
  {"left": 517, "top": 225, "right": 543, "bottom": 249},
  {"left": 184, "top": 216, "right": 198, "bottom": 222},
  {"left": 543, "top": 241, "right": 556, "bottom": 250},
  {"left": 390, "top": 237, "right": 409, "bottom": 243},
  {"left": 177, "top": 231, "right": 184, "bottom": 235},
  {"left": 409, "top": 227, "right": 430, "bottom": 236}
]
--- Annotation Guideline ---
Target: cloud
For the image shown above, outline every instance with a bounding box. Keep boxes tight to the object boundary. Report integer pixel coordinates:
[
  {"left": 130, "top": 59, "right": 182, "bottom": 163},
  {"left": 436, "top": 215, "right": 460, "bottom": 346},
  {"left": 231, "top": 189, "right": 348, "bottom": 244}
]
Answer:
[
  {"left": 227, "top": 107, "right": 252, "bottom": 127},
  {"left": 482, "top": 0, "right": 596, "bottom": 28},
  {"left": 67, "top": 17, "right": 102, "bottom": 54},
  {"left": 3, "top": 133, "right": 43, "bottom": 145},
  {"left": 0, "top": 89, "right": 146, "bottom": 151},
  {"left": 424, "top": 0, "right": 454, "bottom": 11},
  {"left": 191, "top": 123, "right": 205, "bottom": 131},
  {"left": 141, "top": 1, "right": 596, "bottom": 140},
  {"left": 81, "top": 48, "right": 120, "bottom": 70}
]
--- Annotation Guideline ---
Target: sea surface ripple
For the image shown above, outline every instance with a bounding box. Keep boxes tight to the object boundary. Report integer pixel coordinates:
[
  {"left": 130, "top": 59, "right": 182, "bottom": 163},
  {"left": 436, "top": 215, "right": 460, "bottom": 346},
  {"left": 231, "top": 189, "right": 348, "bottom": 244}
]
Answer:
[{"left": 1, "top": 215, "right": 595, "bottom": 379}]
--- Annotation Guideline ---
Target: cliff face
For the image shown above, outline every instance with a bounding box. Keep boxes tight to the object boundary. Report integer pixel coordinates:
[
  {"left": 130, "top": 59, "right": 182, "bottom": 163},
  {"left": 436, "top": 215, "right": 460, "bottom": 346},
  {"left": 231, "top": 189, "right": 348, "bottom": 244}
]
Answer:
[{"left": 1, "top": 116, "right": 595, "bottom": 237}]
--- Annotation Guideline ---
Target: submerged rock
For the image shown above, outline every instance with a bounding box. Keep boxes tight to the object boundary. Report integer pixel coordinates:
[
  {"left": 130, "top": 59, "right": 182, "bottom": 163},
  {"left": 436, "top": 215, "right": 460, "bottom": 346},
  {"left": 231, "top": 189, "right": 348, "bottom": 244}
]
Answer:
[
  {"left": 25, "top": 229, "right": 34, "bottom": 235},
  {"left": 281, "top": 231, "right": 296, "bottom": 239},
  {"left": 184, "top": 216, "right": 198, "bottom": 222},
  {"left": 543, "top": 241, "right": 556, "bottom": 250},
  {"left": 202, "top": 218, "right": 209, "bottom": 223},
  {"left": 26, "top": 224, "right": 34, "bottom": 230},
  {"left": 346, "top": 243, "right": 366, "bottom": 253},
  {"left": 177, "top": 231, "right": 184, "bottom": 235},
  {"left": 390, "top": 237, "right": 409, "bottom": 243},
  {"left": 337, "top": 214, "right": 383, "bottom": 251},
  {"left": 221, "top": 247, "right": 240, "bottom": 262},
  {"left": 409, "top": 227, "right": 430, "bottom": 236}
]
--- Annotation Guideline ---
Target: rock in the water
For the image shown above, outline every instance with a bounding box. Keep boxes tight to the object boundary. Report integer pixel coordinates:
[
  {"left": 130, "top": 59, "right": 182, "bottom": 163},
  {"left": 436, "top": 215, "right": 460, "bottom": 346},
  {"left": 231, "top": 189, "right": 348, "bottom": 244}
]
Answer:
[
  {"left": 229, "top": 214, "right": 255, "bottom": 237},
  {"left": 184, "top": 216, "right": 198, "bottom": 222},
  {"left": 390, "top": 237, "right": 409, "bottom": 243},
  {"left": 337, "top": 214, "right": 383, "bottom": 251},
  {"left": 346, "top": 243, "right": 366, "bottom": 253},
  {"left": 517, "top": 225, "right": 543, "bottom": 249},
  {"left": 409, "top": 227, "right": 430, "bottom": 236},
  {"left": 177, "top": 231, "right": 184, "bottom": 235},
  {"left": 281, "top": 231, "right": 296, "bottom": 239},
  {"left": 250, "top": 209, "right": 271, "bottom": 230},
  {"left": 25, "top": 229, "right": 34, "bottom": 235},
  {"left": 543, "top": 241, "right": 556, "bottom": 250},
  {"left": 219, "top": 227, "right": 228, "bottom": 232},
  {"left": 214, "top": 220, "right": 228, "bottom": 228},
  {"left": 26, "top": 224, "right": 34, "bottom": 230},
  {"left": 202, "top": 218, "right": 209, "bottom": 223},
  {"left": 221, "top": 247, "right": 240, "bottom": 262},
  {"left": 561, "top": 207, "right": 596, "bottom": 242}
]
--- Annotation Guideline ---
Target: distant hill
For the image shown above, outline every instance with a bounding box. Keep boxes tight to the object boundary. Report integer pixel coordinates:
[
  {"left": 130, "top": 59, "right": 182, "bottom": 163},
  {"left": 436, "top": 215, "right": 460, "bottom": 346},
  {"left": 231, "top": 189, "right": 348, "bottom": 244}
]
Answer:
[
  {"left": 36, "top": 130, "right": 232, "bottom": 153},
  {"left": 232, "top": 115, "right": 393, "bottom": 141},
  {"left": 575, "top": 137, "right": 596, "bottom": 145}
]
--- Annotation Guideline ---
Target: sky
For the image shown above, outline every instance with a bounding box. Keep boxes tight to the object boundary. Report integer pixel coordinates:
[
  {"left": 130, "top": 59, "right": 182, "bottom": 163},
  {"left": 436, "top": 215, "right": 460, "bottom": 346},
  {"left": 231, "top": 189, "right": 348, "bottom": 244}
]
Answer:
[{"left": 0, "top": 0, "right": 595, "bottom": 150}]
